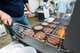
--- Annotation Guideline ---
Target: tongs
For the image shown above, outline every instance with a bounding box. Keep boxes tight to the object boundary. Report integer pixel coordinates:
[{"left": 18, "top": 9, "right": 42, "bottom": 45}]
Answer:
[{"left": 11, "top": 23, "right": 31, "bottom": 39}]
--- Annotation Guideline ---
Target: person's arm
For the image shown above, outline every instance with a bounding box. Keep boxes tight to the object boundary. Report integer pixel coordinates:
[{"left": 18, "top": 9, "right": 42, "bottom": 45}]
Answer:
[
  {"left": 0, "top": 10, "right": 12, "bottom": 25},
  {"left": 25, "top": 3, "right": 31, "bottom": 12},
  {"left": 24, "top": 1, "right": 33, "bottom": 17}
]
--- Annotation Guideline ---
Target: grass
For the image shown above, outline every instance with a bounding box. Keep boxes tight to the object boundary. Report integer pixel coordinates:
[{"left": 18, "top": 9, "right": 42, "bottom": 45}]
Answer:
[{"left": 28, "top": 16, "right": 40, "bottom": 26}]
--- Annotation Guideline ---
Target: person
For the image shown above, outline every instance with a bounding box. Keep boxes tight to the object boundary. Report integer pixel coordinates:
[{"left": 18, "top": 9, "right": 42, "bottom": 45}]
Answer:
[
  {"left": 0, "top": 0, "right": 33, "bottom": 39},
  {"left": 49, "top": 1, "right": 56, "bottom": 14},
  {"left": 43, "top": 0, "right": 50, "bottom": 19},
  {"left": 56, "top": 0, "right": 70, "bottom": 19}
]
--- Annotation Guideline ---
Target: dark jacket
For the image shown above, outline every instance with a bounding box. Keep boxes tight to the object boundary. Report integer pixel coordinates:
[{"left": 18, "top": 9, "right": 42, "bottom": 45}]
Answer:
[{"left": 0, "top": 0, "right": 28, "bottom": 17}]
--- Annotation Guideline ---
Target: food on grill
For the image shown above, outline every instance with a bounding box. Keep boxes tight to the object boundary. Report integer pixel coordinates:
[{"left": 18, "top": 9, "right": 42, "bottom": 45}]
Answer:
[
  {"left": 43, "top": 27, "right": 53, "bottom": 33},
  {"left": 53, "top": 21, "right": 60, "bottom": 24},
  {"left": 24, "top": 29, "right": 34, "bottom": 37},
  {"left": 47, "top": 35, "right": 60, "bottom": 46},
  {"left": 41, "top": 22, "right": 49, "bottom": 26},
  {"left": 49, "top": 24, "right": 56, "bottom": 28},
  {"left": 34, "top": 32, "right": 46, "bottom": 41},
  {"left": 33, "top": 26, "right": 43, "bottom": 31},
  {"left": 56, "top": 27, "right": 65, "bottom": 39}
]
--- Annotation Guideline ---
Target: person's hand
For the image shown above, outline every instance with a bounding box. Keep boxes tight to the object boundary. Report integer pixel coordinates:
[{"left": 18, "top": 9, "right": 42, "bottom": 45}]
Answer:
[
  {"left": 0, "top": 11, "right": 12, "bottom": 26},
  {"left": 27, "top": 11, "right": 33, "bottom": 18}
]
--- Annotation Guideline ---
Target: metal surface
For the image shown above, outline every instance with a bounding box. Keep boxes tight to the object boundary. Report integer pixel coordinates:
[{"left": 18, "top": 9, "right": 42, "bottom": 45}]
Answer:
[
  {"left": 11, "top": 23, "right": 58, "bottom": 53},
  {"left": 11, "top": 19, "right": 69, "bottom": 53}
]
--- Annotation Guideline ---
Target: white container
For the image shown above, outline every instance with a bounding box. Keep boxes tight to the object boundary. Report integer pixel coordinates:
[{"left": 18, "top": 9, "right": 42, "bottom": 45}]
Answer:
[
  {"left": 21, "top": 47, "right": 37, "bottom": 53},
  {"left": 0, "top": 43, "right": 37, "bottom": 53},
  {"left": 0, "top": 24, "right": 7, "bottom": 37},
  {"left": 10, "top": 46, "right": 37, "bottom": 53}
]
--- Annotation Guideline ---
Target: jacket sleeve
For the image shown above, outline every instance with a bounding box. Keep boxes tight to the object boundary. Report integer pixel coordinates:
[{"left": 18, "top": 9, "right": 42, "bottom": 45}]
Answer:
[{"left": 23, "top": 0, "right": 28, "bottom": 4}]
